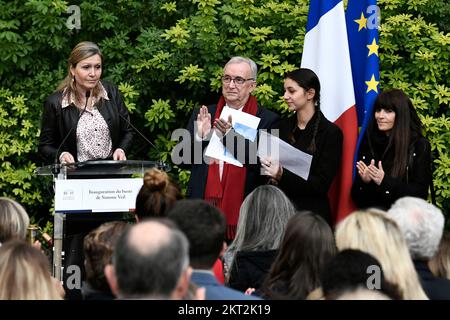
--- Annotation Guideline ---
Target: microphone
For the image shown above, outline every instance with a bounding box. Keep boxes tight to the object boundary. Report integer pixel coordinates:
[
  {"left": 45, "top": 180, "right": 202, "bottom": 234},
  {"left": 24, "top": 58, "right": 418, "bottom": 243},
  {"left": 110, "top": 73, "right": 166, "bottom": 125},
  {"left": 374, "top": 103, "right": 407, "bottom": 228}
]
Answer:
[
  {"left": 117, "top": 112, "right": 165, "bottom": 167},
  {"left": 52, "top": 90, "right": 91, "bottom": 175}
]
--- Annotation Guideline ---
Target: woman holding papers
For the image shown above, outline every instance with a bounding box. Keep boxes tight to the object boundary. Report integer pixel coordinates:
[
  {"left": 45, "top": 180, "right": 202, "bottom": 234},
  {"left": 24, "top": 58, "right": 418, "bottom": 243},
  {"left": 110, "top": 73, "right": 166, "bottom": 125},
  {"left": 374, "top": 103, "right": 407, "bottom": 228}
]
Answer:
[
  {"left": 38, "top": 41, "right": 133, "bottom": 164},
  {"left": 261, "top": 69, "right": 342, "bottom": 224},
  {"left": 351, "top": 89, "right": 431, "bottom": 210}
]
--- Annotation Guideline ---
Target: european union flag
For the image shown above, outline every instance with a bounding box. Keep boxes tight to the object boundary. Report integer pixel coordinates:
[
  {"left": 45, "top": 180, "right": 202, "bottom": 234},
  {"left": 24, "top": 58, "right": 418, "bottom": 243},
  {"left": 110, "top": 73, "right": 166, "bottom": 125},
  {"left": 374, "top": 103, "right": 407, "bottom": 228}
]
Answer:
[{"left": 346, "top": 0, "right": 380, "bottom": 167}]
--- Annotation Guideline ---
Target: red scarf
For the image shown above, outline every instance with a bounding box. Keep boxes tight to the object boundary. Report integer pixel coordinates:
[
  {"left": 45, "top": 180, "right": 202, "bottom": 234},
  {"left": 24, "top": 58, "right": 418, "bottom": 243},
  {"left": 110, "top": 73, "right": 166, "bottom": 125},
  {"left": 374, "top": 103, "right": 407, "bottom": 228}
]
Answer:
[{"left": 204, "top": 95, "right": 258, "bottom": 240}]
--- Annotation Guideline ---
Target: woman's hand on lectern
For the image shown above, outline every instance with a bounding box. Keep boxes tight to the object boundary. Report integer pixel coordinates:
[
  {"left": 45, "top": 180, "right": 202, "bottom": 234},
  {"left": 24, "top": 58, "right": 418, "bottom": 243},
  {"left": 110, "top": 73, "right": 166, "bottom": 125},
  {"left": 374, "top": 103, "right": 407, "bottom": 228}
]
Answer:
[
  {"left": 59, "top": 152, "right": 75, "bottom": 164},
  {"left": 113, "top": 148, "right": 127, "bottom": 161}
]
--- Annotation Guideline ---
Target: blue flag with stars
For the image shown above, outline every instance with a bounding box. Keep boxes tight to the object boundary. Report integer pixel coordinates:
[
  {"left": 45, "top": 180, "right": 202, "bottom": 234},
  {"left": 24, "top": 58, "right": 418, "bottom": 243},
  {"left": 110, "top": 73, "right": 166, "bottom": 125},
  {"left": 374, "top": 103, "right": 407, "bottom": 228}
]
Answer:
[{"left": 346, "top": 0, "right": 380, "bottom": 170}]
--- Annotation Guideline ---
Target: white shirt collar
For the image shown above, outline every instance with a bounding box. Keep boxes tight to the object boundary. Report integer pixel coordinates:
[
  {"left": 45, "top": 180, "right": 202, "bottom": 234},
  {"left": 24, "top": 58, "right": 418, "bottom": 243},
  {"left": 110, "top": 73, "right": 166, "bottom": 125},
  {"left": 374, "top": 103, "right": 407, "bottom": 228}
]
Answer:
[
  {"left": 61, "top": 82, "right": 109, "bottom": 109},
  {"left": 224, "top": 104, "right": 244, "bottom": 112}
]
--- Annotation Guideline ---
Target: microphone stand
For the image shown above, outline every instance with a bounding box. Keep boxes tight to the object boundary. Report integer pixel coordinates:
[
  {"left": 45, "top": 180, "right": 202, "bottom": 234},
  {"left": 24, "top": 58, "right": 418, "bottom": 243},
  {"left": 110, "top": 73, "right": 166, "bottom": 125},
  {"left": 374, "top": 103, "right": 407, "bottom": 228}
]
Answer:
[
  {"left": 117, "top": 112, "right": 166, "bottom": 169},
  {"left": 52, "top": 90, "right": 91, "bottom": 175}
]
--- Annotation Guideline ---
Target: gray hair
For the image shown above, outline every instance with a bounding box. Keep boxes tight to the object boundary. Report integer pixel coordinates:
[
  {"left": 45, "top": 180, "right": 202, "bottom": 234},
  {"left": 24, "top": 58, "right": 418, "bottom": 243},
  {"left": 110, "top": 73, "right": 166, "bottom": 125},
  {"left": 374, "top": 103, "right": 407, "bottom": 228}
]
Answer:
[
  {"left": 388, "top": 197, "right": 444, "bottom": 260},
  {"left": 225, "top": 185, "right": 296, "bottom": 269},
  {"left": 0, "top": 197, "right": 30, "bottom": 243},
  {"left": 113, "top": 219, "right": 189, "bottom": 299},
  {"left": 225, "top": 56, "right": 258, "bottom": 80}
]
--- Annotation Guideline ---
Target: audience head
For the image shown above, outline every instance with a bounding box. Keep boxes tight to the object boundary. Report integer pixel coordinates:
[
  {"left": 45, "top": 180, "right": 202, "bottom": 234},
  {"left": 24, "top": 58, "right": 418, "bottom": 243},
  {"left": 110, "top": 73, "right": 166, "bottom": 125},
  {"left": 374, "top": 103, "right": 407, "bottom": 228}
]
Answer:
[
  {"left": 388, "top": 197, "right": 444, "bottom": 261},
  {"left": 0, "top": 197, "right": 30, "bottom": 243},
  {"left": 0, "top": 240, "right": 62, "bottom": 299},
  {"left": 227, "top": 185, "right": 296, "bottom": 255},
  {"left": 168, "top": 199, "right": 226, "bottom": 270},
  {"left": 263, "top": 212, "right": 336, "bottom": 299},
  {"left": 83, "top": 221, "right": 128, "bottom": 294},
  {"left": 335, "top": 209, "right": 428, "bottom": 299},
  {"left": 322, "top": 249, "right": 401, "bottom": 300},
  {"left": 135, "top": 168, "right": 182, "bottom": 221},
  {"left": 105, "top": 219, "right": 190, "bottom": 299},
  {"left": 429, "top": 234, "right": 450, "bottom": 280}
]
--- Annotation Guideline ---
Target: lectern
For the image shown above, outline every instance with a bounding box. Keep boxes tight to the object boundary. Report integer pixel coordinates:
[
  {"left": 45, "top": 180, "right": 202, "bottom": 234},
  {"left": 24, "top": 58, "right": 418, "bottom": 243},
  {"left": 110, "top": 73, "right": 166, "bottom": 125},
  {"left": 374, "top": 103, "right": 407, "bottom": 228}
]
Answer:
[{"left": 35, "top": 160, "right": 169, "bottom": 298}]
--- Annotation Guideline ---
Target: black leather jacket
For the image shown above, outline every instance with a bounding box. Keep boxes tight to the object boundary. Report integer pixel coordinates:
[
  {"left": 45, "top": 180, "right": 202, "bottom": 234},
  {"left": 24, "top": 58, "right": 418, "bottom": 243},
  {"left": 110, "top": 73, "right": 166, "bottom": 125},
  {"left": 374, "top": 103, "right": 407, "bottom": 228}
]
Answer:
[{"left": 38, "top": 82, "right": 133, "bottom": 164}]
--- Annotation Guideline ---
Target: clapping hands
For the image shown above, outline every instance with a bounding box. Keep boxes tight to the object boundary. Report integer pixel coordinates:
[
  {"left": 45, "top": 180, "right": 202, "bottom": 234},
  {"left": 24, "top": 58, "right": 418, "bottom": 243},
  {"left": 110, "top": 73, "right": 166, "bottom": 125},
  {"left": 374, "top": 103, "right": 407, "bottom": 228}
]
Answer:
[{"left": 356, "top": 159, "right": 385, "bottom": 185}]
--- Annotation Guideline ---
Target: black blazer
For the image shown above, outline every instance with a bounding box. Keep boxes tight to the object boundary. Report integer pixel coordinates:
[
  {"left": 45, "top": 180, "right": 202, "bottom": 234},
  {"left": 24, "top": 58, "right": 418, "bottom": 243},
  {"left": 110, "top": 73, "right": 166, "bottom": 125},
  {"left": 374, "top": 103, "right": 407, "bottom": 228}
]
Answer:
[
  {"left": 277, "top": 112, "right": 343, "bottom": 224},
  {"left": 228, "top": 249, "right": 278, "bottom": 292},
  {"left": 351, "top": 136, "right": 431, "bottom": 210},
  {"left": 38, "top": 82, "right": 134, "bottom": 164},
  {"left": 184, "top": 102, "right": 279, "bottom": 199}
]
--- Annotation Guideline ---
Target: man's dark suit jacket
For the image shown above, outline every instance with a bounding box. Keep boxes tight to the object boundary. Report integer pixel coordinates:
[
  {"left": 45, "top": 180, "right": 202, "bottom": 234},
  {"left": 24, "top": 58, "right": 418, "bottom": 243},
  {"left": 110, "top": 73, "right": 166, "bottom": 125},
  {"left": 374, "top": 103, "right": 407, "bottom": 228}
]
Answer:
[
  {"left": 191, "top": 271, "right": 260, "bottom": 300},
  {"left": 185, "top": 102, "right": 279, "bottom": 199}
]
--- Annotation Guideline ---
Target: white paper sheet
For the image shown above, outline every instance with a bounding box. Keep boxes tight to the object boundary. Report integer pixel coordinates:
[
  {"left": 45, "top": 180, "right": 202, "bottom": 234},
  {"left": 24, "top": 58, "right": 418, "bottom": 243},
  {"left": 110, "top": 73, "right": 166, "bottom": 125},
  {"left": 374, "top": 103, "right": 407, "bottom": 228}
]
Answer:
[
  {"left": 257, "top": 131, "right": 313, "bottom": 180},
  {"left": 204, "top": 107, "right": 261, "bottom": 166},
  {"left": 220, "top": 107, "right": 261, "bottom": 142}
]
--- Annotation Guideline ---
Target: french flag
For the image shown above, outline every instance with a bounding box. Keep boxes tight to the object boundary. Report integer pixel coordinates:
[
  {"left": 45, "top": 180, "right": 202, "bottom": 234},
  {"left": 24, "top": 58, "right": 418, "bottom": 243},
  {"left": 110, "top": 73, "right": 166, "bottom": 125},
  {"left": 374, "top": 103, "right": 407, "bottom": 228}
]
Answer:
[{"left": 301, "top": 0, "right": 358, "bottom": 224}]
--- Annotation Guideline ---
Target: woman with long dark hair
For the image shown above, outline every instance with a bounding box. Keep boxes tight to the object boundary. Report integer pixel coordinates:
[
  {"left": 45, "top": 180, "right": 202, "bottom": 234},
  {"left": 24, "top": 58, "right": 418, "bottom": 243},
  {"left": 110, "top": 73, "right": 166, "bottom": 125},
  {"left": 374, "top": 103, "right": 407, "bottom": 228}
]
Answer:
[
  {"left": 261, "top": 68, "right": 343, "bottom": 224},
  {"left": 261, "top": 212, "right": 336, "bottom": 300},
  {"left": 351, "top": 89, "right": 431, "bottom": 210}
]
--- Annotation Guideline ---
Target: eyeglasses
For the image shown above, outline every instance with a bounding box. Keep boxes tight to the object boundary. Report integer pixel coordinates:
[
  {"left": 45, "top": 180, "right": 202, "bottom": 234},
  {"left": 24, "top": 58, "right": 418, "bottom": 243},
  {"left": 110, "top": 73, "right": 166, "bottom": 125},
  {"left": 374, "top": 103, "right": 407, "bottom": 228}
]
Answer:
[{"left": 221, "top": 75, "right": 255, "bottom": 85}]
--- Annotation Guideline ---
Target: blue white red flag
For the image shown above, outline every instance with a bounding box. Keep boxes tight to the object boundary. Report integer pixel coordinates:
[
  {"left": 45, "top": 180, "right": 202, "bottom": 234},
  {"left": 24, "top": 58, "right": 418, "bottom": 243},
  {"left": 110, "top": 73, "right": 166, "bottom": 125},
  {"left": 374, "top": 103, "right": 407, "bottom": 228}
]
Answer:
[
  {"left": 301, "top": 0, "right": 358, "bottom": 224},
  {"left": 345, "top": 0, "right": 380, "bottom": 172}
]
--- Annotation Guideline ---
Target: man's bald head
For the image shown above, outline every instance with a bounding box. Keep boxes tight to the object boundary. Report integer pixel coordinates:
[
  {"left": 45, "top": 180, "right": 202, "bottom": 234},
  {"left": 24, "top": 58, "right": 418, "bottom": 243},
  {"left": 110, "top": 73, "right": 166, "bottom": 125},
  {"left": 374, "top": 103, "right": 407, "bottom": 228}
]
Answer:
[
  {"left": 128, "top": 220, "right": 172, "bottom": 255},
  {"left": 112, "top": 218, "right": 189, "bottom": 299}
]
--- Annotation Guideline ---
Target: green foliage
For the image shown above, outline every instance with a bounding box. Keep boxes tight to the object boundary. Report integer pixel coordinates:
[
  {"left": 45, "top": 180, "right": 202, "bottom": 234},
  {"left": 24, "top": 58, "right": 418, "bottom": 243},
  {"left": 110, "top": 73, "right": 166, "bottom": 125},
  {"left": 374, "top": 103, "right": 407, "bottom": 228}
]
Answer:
[
  {"left": 0, "top": 88, "right": 43, "bottom": 213},
  {"left": 0, "top": 0, "right": 448, "bottom": 230},
  {"left": 379, "top": 0, "right": 450, "bottom": 214}
]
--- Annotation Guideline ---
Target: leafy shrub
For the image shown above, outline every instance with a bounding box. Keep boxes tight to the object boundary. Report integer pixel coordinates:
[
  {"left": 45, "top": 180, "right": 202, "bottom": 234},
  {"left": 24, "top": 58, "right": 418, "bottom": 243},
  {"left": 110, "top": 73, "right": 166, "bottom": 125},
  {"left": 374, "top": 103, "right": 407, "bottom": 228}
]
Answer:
[{"left": 0, "top": 0, "right": 448, "bottom": 227}]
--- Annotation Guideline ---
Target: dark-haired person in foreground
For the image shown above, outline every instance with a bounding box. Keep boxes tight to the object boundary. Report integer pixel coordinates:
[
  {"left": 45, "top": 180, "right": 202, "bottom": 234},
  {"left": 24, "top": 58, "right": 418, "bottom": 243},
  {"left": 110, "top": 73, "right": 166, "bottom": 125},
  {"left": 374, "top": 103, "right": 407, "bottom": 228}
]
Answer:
[{"left": 168, "top": 199, "right": 259, "bottom": 300}]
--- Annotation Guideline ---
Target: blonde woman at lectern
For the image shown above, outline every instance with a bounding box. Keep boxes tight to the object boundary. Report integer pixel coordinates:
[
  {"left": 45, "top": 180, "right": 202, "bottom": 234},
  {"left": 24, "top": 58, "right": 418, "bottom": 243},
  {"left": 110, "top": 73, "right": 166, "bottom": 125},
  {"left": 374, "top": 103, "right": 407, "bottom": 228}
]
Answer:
[{"left": 38, "top": 41, "right": 133, "bottom": 164}]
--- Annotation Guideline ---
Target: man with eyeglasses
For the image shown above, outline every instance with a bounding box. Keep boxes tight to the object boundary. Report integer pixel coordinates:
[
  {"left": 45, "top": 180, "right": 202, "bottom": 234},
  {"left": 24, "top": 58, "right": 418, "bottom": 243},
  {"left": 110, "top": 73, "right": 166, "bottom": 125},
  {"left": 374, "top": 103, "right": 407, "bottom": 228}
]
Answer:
[{"left": 185, "top": 56, "right": 279, "bottom": 241}]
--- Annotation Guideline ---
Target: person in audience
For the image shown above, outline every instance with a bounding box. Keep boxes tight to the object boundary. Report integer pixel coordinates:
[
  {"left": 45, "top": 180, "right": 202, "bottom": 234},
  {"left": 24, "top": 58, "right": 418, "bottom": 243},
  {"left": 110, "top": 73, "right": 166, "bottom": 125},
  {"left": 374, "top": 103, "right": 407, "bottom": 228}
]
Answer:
[
  {"left": 0, "top": 240, "right": 63, "bottom": 299},
  {"left": 38, "top": 41, "right": 133, "bottom": 164},
  {"left": 135, "top": 168, "right": 182, "bottom": 221},
  {"left": 183, "top": 56, "right": 279, "bottom": 241},
  {"left": 168, "top": 199, "right": 259, "bottom": 300},
  {"left": 388, "top": 197, "right": 450, "bottom": 299},
  {"left": 429, "top": 234, "right": 450, "bottom": 280},
  {"left": 224, "top": 185, "right": 296, "bottom": 292},
  {"left": 104, "top": 219, "right": 191, "bottom": 299},
  {"left": 134, "top": 168, "right": 224, "bottom": 284},
  {"left": 82, "top": 221, "right": 128, "bottom": 300},
  {"left": 321, "top": 249, "right": 401, "bottom": 300},
  {"left": 335, "top": 209, "right": 428, "bottom": 299},
  {"left": 261, "top": 212, "right": 336, "bottom": 299},
  {"left": 352, "top": 89, "right": 431, "bottom": 210},
  {"left": 261, "top": 68, "right": 343, "bottom": 225},
  {"left": 0, "top": 197, "right": 29, "bottom": 244}
]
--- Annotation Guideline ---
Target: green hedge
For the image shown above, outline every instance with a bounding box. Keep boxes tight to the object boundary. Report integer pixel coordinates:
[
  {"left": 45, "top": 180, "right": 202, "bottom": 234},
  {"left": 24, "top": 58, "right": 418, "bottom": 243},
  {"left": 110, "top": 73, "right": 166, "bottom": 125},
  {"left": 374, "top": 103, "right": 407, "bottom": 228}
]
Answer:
[{"left": 0, "top": 0, "right": 448, "bottom": 228}]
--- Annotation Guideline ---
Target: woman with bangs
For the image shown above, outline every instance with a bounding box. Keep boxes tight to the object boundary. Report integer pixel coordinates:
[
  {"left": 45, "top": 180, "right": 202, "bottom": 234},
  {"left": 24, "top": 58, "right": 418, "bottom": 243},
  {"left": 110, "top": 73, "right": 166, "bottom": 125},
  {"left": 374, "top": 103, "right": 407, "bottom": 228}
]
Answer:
[{"left": 351, "top": 89, "right": 432, "bottom": 210}]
